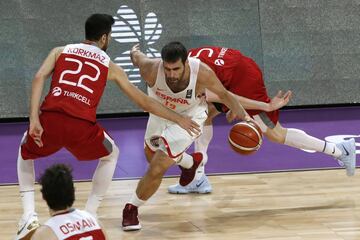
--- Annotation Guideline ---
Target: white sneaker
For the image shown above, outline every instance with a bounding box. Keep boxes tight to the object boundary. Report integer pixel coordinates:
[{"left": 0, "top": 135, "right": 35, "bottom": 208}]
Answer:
[
  {"left": 168, "top": 175, "right": 212, "bottom": 194},
  {"left": 336, "top": 138, "right": 356, "bottom": 176},
  {"left": 15, "top": 212, "right": 40, "bottom": 240}
]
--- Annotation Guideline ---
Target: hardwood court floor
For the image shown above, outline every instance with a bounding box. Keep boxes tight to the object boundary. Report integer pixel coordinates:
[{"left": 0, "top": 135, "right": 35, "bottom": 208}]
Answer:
[{"left": 2, "top": 169, "right": 360, "bottom": 239}]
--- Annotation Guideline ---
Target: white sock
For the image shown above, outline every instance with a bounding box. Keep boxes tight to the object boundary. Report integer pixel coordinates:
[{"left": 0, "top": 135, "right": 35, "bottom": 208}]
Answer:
[
  {"left": 17, "top": 146, "right": 35, "bottom": 217},
  {"left": 177, "top": 152, "right": 193, "bottom": 169},
  {"left": 194, "top": 125, "right": 213, "bottom": 180},
  {"left": 85, "top": 144, "right": 119, "bottom": 216},
  {"left": 129, "top": 193, "right": 146, "bottom": 207},
  {"left": 284, "top": 128, "right": 342, "bottom": 158}
]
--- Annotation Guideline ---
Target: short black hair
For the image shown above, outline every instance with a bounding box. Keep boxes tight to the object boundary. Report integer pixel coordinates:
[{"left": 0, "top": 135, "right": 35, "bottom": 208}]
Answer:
[
  {"left": 39, "top": 164, "right": 75, "bottom": 211},
  {"left": 161, "top": 41, "right": 188, "bottom": 64},
  {"left": 85, "top": 13, "right": 115, "bottom": 41}
]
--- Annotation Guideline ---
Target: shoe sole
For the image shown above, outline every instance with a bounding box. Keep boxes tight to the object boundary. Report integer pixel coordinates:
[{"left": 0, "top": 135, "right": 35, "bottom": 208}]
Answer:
[
  {"left": 168, "top": 189, "right": 212, "bottom": 194},
  {"left": 122, "top": 224, "right": 142, "bottom": 231},
  {"left": 16, "top": 220, "right": 40, "bottom": 240}
]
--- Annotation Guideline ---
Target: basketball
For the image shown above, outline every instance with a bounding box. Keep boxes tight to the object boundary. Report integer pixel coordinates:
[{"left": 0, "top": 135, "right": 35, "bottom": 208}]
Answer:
[{"left": 228, "top": 121, "right": 263, "bottom": 155}]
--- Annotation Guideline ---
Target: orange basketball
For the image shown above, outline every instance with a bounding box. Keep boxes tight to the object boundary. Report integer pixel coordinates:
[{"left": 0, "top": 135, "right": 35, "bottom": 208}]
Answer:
[{"left": 228, "top": 121, "right": 263, "bottom": 155}]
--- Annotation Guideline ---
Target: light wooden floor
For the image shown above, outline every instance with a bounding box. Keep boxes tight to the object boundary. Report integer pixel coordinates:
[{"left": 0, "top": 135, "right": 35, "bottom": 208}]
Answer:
[{"left": 2, "top": 169, "right": 360, "bottom": 240}]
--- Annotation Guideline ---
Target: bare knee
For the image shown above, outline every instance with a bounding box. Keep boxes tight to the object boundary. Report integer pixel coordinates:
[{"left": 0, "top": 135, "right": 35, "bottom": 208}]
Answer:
[
  {"left": 264, "top": 126, "right": 287, "bottom": 144},
  {"left": 147, "top": 150, "right": 174, "bottom": 177},
  {"left": 144, "top": 146, "right": 154, "bottom": 164}
]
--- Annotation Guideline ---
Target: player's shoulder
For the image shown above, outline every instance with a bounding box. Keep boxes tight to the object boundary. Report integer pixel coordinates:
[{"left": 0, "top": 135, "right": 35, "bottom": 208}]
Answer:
[
  {"left": 198, "top": 61, "right": 214, "bottom": 74},
  {"left": 31, "top": 225, "right": 57, "bottom": 240},
  {"left": 49, "top": 46, "right": 65, "bottom": 60},
  {"left": 52, "top": 46, "right": 65, "bottom": 54},
  {"left": 197, "top": 61, "right": 216, "bottom": 82}
]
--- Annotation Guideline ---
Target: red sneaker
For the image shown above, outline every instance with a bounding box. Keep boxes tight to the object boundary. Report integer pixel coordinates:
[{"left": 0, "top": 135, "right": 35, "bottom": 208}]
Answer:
[
  {"left": 179, "top": 152, "right": 203, "bottom": 186},
  {"left": 122, "top": 203, "right": 141, "bottom": 231}
]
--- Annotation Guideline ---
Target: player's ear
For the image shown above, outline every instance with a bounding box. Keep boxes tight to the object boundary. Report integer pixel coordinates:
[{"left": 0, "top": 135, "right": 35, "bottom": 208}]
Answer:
[{"left": 100, "top": 34, "right": 107, "bottom": 44}]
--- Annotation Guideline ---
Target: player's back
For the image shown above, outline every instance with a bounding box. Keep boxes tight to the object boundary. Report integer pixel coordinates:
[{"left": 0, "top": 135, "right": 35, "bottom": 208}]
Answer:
[
  {"left": 188, "top": 46, "right": 253, "bottom": 88},
  {"left": 44, "top": 209, "right": 105, "bottom": 240},
  {"left": 41, "top": 43, "right": 110, "bottom": 123}
]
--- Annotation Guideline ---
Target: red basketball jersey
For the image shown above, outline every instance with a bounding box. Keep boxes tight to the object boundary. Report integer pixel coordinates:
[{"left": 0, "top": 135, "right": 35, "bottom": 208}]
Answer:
[
  {"left": 188, "top": 46, "right": 270, "bottom": 102},
  {"left": 41, "top": 43, "right": 110, "bottom": 122},
  {"left": 44, "top": 209, "right": 106, "bottom": 240},
  {"left": 188, "top": 46, "right": 245, "bottom": 88}
]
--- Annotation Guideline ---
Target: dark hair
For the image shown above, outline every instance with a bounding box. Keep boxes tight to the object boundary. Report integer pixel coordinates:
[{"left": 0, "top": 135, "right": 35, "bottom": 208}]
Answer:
[
  {"left": 161, "top": 41, "right": 188, "bottom": 64},
  {"left": 39, "top": 164, "right": 75, "bottom": 211},
  {"left": 85, "top": 13, "right": 115, "bottom": 41}
]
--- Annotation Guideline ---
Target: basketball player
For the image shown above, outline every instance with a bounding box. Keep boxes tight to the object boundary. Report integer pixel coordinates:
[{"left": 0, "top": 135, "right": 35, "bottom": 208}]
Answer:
[
  {"left": 31, "top": 164, "right": 107, "bottom": 239},
  {"left": 15, "top": 14, "right": 200, "bottom": 239},
  {"left": 121, "top": 42, "right": 252, "bottom": 231},
  {"left": 168, "top": 46, "right": 357, "bottom": 194}
]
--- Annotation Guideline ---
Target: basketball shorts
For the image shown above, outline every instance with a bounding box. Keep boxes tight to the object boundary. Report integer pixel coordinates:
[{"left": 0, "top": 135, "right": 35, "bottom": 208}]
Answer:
[
  {"left": 21, "top": 111, "right": 113, "bottom": 161},
  {"left": 144, "top": 108, "right": 208, "bottom": 161}
]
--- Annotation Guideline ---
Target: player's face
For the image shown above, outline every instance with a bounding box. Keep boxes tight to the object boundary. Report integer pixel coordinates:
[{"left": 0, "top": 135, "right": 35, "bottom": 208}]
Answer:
[{"left": 163, "top": 59, "right": 185, "bottom": 86}]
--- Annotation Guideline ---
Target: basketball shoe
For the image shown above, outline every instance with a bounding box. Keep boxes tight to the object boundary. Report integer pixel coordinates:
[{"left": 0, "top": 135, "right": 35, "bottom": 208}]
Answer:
[
  {"left": 168, "top": 174, "right": 212, "bottom": 194},
  {"left": 179, "top": 152, "right": 204, "bottom": 186},
  {"left": 15, "top": 212, "right": 40, "bottom": 240},
  {"left": 122, "top": 203, "right": 141, "bottom": 231},
  {"left": 336, "top": 138, "right": 356, "bottom": 176}
]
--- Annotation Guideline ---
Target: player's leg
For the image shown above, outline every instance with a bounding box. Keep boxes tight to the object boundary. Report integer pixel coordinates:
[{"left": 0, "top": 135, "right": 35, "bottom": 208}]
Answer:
[
  {"left": 168, "top": 103, "right": 220, "bottom": 194},
  {"left": 122, "top": 113, "right": 205, "bottom": 231},
  {"left": 65, "top": 118, "right": 119, "bottom": 217},
  {"left": 16, "top": 112, "right": 63, "bottom": 239},
  {"left": 144, "top": 143, "right": 155, "bottom": 164},
  {"left": 255, "top": 112, "right": 356, "bottom": 176},
  {"left": 84, "top": 132, "right": 119, "bottom": 217},
  {"left": 194, "top": 103, "right": 220, "bottom": 179},
  {"left": 16, "top": 133, "right": 39, "bottom": 240},
  {"left": 122, "top": 149, "right": 174, "bottom": 231}
]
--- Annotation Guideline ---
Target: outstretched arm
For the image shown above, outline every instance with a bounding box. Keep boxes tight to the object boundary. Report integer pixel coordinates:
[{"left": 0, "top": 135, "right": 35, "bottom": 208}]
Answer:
[
  {"left": 29, "top": 47, "right": 63, "bottom": 147},
  {"left": 108, "top": 61, "right": 200, "bottom": 136},
  {"left": 206, "top": 89, "right": 292, "bottom": 112}
]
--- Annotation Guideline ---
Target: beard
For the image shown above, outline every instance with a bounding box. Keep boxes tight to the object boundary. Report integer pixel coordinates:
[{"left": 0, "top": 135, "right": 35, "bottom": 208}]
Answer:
[{"left": 165, "top": 68, "right": 185, "bottom": 85}]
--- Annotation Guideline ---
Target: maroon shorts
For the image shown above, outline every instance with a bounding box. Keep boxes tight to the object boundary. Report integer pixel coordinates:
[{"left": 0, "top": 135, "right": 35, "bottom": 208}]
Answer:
[
  {"left": 21, "top": 111, "right": 113, "bottom": 161},
  {"left": 216, "top": 57, "right": 279, "bottom": 125}
]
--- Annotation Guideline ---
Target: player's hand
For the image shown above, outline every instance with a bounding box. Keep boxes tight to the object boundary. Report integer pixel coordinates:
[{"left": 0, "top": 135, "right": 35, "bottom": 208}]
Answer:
[
  {"left": 130, "top": 44, "right": 141, "bottom": 66},
  {"left": 130, "top": 44, "right": 140, "bottom": 54},
  {"left": 267, "top": 90, "right": 292, "bottom": 111},
  {"left": 29, "top": 118, "right": 44, "bottom": 147},
  {"left": 226, "top": 110, "right": 237, "bottom": 123},
  {"left": 130, "top": 44, "right": 140, "bottom": 58},
  {"left": 178, "top": 116, "right": 201, "bottom": 136},
  {"left": 227, "top": 110, "right": 256, "bottom": 125},
  {"left": 244, "top": 115, "right": 258, "bottom": 127}
]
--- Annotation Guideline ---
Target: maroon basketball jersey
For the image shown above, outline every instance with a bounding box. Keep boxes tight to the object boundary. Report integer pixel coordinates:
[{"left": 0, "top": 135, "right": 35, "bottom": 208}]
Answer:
[
  {"left": 41, "top": 43, "right": 110, "bottom": 122},
  {"left": 188, "top": 46, "right": 248, "bottom": 89}
]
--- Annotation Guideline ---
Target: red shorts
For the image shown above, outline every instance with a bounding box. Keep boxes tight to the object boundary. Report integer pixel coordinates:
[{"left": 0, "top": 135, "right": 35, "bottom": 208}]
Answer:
[
  {"left": 21, "top": 111, "right": 112, "bottom": 161},
  {"left": 218, "top": 57, "right": 279, "bottom": 125}
]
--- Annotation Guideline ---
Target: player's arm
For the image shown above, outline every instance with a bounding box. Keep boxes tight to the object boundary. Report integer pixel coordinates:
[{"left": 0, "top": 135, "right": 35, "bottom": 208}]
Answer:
[
  {"left": 206, "top": 89, "right": 292, "bottom": 112},
  {"left": 31, "top": 225, "right": 57, "bottom": 240},
  {"left": 29, "top": 47, "right": 63, "bottom": 147},
  {"left": 130, "top": 44, "right": 158, "bottom": 86},
  {"left": 198, "top": 62, "right": 250, "bottom": 121},
  {"left": 108, "top": 61, "right": 200, "bottom": 136}
]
